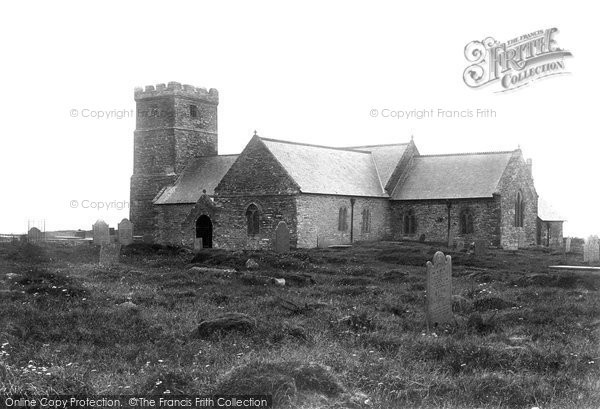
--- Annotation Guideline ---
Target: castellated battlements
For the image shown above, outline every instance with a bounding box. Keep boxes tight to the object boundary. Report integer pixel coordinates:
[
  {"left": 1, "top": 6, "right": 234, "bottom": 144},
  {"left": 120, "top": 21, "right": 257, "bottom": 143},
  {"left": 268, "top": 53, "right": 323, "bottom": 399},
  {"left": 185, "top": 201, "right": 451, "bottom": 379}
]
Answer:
[{"left": 134, "top": 81, "right": 218, "bottom": 103}]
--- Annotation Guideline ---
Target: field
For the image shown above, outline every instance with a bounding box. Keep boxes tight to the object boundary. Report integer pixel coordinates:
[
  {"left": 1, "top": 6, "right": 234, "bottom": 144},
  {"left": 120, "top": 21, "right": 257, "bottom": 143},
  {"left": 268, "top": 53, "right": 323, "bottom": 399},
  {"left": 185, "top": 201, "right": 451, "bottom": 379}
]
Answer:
[{"left": 0, "top": 241, "right": 599, "bottom": 408}]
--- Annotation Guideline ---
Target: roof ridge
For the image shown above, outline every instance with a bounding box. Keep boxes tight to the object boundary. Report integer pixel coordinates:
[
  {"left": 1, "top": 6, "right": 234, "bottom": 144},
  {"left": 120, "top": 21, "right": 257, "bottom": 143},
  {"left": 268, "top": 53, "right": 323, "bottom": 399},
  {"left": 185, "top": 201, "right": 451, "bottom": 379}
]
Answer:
[
  {"left": 345, "top": 142, "right": 410, "bottom": 149},
  {"left": 259, "top": 137, "right": 372, "bottom": 154},
  {"left": 190, "top": 153, "right": 240, "bottom": 158},
  {"left": 418, "top": 150, "right": 517, "bottom": 158}
]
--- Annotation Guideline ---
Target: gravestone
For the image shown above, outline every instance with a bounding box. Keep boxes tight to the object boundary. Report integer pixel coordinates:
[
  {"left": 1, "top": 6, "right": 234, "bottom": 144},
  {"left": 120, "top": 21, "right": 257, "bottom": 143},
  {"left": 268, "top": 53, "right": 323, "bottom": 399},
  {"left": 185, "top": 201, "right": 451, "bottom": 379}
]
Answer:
[
  {"left": 142, "top": 234, "right": 154, "bottom": 244},
  {"left": 28, "top": 227, "right": 43, "bottom": 243},
  {"left": 92, "top": 220, "right": 110, "bottom": 245},
  {"left": 565, "top": 237, "right": 571, "bottom": 253},
  {"left": 474, "top": 240, "right": 487, "bottom": 255},
  {"left": 194, "top": 237, "right": 203, "bottom": 253},
  {"left": 117, "top": 219, "right": 133, "bottom": 245},
  {"left": 583, "top": 236, "right": 600, "bottom": 263},
  {"left": 275, "top": 221, "right": 290, "bottom": 253},
  {"left": 426, "top": 251, "right": 453, "bottom": 328},
  {"left": 99, "top": 243, "right": 121, "bottom": 266},
  {"left": 455, "top": 239, "right": 465, "bottom": 252}
]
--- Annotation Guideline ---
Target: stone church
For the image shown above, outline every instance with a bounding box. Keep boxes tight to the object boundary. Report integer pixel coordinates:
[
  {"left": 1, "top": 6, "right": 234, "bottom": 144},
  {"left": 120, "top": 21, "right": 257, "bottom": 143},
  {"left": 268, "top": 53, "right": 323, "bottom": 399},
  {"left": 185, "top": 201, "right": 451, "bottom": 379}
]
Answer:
[{"left": 130, "top": 81, "right": 555, "bottom": 250}]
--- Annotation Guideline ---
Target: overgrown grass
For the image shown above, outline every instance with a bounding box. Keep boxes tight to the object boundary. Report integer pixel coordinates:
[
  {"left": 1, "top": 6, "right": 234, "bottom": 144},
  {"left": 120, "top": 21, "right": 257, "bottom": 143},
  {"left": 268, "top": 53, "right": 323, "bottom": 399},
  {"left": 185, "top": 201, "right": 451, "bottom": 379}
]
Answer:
[{"left": 0, "top": 241, "right": 599, "bottom": 408}]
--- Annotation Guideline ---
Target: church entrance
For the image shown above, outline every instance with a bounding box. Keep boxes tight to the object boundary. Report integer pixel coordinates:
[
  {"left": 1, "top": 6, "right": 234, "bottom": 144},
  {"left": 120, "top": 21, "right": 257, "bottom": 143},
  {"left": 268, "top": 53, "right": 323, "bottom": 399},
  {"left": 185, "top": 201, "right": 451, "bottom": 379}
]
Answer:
[{"left": 196, "top": 215, "right": 213, "bottom": 248}]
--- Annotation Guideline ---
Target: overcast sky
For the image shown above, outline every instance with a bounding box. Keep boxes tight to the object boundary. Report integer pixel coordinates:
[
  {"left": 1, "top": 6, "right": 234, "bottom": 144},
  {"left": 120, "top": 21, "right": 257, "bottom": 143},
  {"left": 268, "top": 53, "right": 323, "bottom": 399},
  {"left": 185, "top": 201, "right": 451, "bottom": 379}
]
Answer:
[{"left": 0, "top": 1, "right": 596, "bottom": 237}]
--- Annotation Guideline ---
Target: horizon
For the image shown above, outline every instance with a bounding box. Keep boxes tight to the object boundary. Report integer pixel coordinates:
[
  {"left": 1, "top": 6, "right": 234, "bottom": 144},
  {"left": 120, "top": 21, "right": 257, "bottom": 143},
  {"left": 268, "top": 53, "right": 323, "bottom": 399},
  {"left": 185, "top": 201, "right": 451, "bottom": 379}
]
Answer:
[{"left": 1, "top": 1, "right": 597, "bottom": 238}]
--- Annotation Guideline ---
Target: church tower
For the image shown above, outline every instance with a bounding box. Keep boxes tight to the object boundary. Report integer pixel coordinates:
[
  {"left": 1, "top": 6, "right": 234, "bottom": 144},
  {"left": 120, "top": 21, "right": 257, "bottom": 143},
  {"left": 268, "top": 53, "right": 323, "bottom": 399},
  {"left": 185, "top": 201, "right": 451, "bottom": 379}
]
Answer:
[{"left": 130, "top": 82, "right": 218, "bottom": 238}]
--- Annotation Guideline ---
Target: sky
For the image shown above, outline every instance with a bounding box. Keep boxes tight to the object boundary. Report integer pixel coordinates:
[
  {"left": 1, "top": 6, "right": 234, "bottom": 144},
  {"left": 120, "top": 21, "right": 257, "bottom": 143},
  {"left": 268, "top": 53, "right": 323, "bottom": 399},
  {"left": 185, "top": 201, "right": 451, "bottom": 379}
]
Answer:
[{"left": 0, "top": 1, "right": 597, "bottom": 237}]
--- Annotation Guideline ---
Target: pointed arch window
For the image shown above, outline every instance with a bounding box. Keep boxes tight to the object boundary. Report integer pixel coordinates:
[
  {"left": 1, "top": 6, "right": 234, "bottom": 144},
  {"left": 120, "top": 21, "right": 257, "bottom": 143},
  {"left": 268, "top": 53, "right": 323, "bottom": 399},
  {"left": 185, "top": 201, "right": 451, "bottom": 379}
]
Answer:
[
  {"left": 246, "top": 204, "right": 260, "bottom": 235},
  {"left": 460, "top": 208, "right": 474, "bottom": 234},
  {"left": 514, "top": 191, "right": 525, "bottom": 227}
]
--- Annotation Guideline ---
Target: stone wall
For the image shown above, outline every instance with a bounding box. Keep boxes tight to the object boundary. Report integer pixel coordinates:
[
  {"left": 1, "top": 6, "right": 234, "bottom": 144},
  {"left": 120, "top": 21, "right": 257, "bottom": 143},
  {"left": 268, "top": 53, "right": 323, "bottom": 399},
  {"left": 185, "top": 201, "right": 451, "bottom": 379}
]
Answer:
[
  {"left": 296, "top": 195, "right": 391, "bottom": 248},
  {"left": 214, "top": 137, "right": 300, "bottom": 250},
  {"left": 130, "top": 82, "right": 219, "bottom": 238},
  {"left": 215, "top": 195, "right": 297, "bottom": 250},
  {"left": 130, "top": 174, "right": 177, "bottom": 237},
  {"left": 537, "top": 219, "right": 564, "bottom": 248},
  {"left": 496, "top": 152, "right": 538, "bottom": 248},
  {"left": 155, "top": 203, "right": 195, "bottom": 246},
  {"left": 390, "top": 197, "right": 501, "bottom": 245},
  {"left": 215, "top": 136, "right": 299, "bottom": 196}
]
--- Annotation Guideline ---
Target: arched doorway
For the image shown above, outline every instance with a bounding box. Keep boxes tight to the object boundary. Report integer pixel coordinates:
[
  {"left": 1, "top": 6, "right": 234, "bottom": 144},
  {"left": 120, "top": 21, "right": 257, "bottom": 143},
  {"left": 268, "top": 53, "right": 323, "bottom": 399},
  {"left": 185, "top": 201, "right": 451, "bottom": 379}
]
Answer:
[{"left": 196, "top": 215, "right": 213, "bottom": 248}]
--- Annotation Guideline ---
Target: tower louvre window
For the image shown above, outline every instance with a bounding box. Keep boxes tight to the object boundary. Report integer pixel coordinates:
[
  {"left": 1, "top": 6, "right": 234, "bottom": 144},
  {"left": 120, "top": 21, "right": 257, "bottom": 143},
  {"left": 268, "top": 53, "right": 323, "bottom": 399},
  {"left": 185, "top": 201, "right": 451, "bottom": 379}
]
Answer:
[{"left": 190, "top": 105, "right": 198, "bottom": 118}]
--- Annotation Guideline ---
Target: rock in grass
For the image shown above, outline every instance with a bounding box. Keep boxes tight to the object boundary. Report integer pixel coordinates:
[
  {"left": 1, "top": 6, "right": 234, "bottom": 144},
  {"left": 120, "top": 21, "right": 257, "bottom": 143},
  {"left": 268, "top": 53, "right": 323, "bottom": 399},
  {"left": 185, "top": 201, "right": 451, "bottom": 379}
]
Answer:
[
  {"left": 213, "top": 361, "right": 344, "bottom": 406},
  {"left": 191, "top": 312, "right": 257, "bottom": 338},
  {"left": 117, "top": 301, "right": 138, "bottom": 309},
  {"left": 273, "top": 278, "right": 286, "bottom": 286},
  {"left": 245, "top": 258, "right": 259, "bottom": 270}
]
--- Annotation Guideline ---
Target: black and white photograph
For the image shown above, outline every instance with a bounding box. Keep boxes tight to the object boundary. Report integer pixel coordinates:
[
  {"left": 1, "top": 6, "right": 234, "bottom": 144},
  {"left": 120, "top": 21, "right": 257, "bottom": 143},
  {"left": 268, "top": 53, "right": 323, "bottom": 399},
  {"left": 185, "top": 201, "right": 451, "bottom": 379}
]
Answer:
[{"left": 0, "top": 1, "right": 598, "bottom": 408}]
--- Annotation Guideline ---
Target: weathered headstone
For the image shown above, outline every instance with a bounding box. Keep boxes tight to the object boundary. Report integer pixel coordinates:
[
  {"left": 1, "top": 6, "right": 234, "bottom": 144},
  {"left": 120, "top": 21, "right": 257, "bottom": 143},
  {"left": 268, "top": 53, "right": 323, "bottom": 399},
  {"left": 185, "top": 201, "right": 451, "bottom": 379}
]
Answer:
[
  {"left": 92, "top": 220, "right": 110, "bottom": 245},
  {"left": 28, "top": 227, "right": 43, "bottom": 243},
  {"left": 275, "top": 221, "right": 290, "bottom": 253},
  {"left": 455, "top": 239, "right": 465, "bottom": 252},
  {"left": 426, "top": 251, "right": 453, "bottom": 328},
  {"left": 565, "top": 237, "right": 571, "bottom": 253},
  {"left": 117, "top": 218, "right": 133, "bottom": 245},
  {"left": 99, "top": 243, "right": 121, "bottom": 266},
  {"left": 583, "top": 236, "right": 600, "bottom": 263},
  {"left": 474, "top": 240, "right": 487, "bottom": 255},
  {"left": 142, "top": 234, "right": 154, "bottom": 244},
  {"left": 194, "top": 237, "right": 203, "bottom": 253}
]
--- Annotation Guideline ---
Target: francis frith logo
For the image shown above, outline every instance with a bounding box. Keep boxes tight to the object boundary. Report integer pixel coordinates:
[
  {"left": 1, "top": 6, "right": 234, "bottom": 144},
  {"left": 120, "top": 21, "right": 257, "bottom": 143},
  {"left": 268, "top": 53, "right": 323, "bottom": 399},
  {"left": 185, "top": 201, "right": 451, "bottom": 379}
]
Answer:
[{"left": 463, "top": 28, "right": 572, "bottom": 92}]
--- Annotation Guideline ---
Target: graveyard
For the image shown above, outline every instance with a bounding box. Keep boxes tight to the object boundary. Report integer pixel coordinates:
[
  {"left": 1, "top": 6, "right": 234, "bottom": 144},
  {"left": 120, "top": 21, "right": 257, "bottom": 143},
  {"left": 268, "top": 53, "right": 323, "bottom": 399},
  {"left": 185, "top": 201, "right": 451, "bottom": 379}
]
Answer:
[{"left": 0, "top": 239, "right": 599, "bottom": 408}]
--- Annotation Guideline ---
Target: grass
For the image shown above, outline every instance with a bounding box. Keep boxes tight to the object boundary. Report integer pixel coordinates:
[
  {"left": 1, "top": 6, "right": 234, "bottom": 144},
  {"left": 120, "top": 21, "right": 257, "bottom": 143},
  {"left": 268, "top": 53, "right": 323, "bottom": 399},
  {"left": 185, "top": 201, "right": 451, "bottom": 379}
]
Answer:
[{"left": 0, "top": 240, "right": 599, "bottom": 408}]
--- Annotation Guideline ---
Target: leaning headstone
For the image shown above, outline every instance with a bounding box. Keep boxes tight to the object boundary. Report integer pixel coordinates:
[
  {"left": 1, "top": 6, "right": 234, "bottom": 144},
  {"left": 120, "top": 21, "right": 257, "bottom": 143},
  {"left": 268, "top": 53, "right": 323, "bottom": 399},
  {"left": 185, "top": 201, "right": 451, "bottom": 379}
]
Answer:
[
  {"left": 426, "top": 251, "right": 453, "bottom": 328},
  {"left": 565, "top": 237, "right": 571, "bottom": 253},
  {"left": 275, "top": 221, "right": 290, "bottom": 253},
  {"left": 99, "top": 243, "right": 121, "bottom": 266},
  {"left": 194, "top": 237, "right": 203, "bottom": 253},
  {"left": 583, "top": 236, "right": 600, "bottom": 263},
  {"left": 92, "top": 220, "right": 110, "bottom": 245},
  {"left": 117, "top": 219, "right": 133, "bottom": 245}
]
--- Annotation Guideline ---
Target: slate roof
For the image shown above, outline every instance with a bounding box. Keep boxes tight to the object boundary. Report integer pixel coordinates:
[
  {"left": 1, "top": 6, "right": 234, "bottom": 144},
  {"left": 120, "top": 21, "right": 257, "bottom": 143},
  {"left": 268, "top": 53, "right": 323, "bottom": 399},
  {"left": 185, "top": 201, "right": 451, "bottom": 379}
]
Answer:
[
  {"left": 391, "top": 151, "right": 515, "bottom": 200},
  {"left": 260, "top": 138, "right": 388, "bottom": 197},
  {"left": 153, "top": 155, "right": 238, "bottom": 204},
  {"left": 345, "top": 143, "right": 409, "bottom": 187}
]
